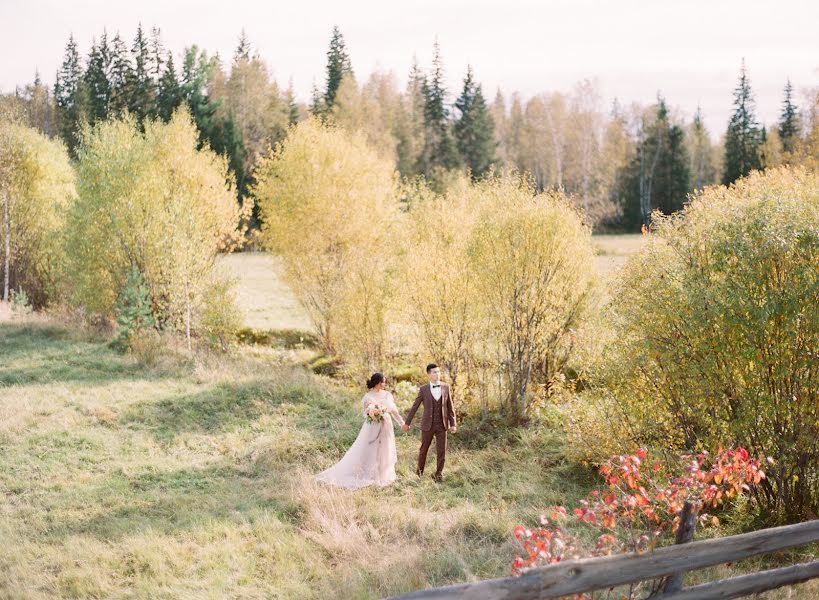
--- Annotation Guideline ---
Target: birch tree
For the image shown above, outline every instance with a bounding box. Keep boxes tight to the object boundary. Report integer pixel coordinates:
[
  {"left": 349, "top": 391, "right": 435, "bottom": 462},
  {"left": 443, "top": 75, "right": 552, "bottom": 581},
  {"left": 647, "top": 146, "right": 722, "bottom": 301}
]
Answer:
[
  {"left": 253, "top": 117, "right": 400, "bottom": 374},
  {"left": 67, "top": 109, "right": 245, "bottom": 343},
  {"left": 0, "top": 117, "right": 75, "bottom": 307}
]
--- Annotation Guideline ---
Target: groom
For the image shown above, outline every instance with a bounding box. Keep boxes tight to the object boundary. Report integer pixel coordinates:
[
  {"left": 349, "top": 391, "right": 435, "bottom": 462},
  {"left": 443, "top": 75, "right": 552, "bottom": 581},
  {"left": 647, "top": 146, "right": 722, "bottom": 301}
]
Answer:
[{"left": 402, "top": 363, "right": 457, "bottom": 482}]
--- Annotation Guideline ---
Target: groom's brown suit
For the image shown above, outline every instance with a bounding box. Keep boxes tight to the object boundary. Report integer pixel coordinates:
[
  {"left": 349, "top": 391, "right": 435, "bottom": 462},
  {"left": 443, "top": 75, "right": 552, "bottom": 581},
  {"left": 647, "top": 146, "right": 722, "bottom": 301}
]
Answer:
[{"left": 405, "top": 383, "right": 457, "bottom": 478}]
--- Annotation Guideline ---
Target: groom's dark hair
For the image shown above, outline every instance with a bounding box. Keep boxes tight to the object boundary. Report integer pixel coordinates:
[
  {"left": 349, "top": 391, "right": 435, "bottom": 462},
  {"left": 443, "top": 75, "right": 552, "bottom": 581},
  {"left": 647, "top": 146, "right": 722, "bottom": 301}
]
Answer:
[{"left": 426, "top": 363, "right": 438, "bottom": 373}]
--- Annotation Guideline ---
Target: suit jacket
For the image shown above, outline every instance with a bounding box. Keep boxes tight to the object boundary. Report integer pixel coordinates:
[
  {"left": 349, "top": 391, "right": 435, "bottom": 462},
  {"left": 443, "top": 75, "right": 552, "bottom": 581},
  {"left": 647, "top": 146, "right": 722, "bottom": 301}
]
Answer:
[{"left": 405, "top": 383, "right": 457, "bottom": 431}]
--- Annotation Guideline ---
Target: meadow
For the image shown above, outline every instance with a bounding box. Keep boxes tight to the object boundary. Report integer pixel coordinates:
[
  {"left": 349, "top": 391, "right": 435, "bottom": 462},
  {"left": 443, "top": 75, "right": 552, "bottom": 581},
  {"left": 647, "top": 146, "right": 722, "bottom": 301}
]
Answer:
[
  {"left": 1, "top": 234, "right": 816, "bottom": 599},
  {"left": 223, "top": 233, "right": 649, "bottom": 331}
]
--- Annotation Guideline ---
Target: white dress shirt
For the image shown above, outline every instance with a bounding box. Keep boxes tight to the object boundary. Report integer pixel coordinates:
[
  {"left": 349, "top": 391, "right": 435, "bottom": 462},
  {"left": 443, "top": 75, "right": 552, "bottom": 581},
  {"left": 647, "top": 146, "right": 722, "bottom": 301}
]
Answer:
[{"left": 429, "top": 381, "right": 442, "bottom": 401}]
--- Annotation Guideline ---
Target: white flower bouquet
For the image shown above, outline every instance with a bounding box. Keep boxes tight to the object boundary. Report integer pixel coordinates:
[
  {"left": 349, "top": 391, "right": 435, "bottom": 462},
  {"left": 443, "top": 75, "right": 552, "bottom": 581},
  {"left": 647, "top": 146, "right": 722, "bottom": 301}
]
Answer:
[{"left": 365, "top": 403, "right": 385, "bottom": 424}]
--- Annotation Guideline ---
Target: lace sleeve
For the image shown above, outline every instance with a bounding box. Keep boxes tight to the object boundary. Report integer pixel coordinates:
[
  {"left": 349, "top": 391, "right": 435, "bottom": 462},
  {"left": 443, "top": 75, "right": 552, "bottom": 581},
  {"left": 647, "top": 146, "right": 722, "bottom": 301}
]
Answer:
[
  {"left": 361, "top": 394, "right": 371, "bottom": 417},
  {"left": 386, "top": 393, "right": 404, "bottom": 427}
]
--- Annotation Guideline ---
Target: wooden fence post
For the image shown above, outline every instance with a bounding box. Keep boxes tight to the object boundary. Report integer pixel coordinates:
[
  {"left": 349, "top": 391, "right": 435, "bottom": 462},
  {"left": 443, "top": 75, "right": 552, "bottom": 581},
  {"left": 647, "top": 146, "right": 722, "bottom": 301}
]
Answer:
[{"left": 650, "top": 501, "right": 699, "bottom": 597}]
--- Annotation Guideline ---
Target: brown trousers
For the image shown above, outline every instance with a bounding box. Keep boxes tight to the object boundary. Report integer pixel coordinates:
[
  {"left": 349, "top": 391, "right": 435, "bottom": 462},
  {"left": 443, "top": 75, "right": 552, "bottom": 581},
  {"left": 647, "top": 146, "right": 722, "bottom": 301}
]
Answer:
[{"left": 417, "top": 426, "right": 447, "bottom": 476}]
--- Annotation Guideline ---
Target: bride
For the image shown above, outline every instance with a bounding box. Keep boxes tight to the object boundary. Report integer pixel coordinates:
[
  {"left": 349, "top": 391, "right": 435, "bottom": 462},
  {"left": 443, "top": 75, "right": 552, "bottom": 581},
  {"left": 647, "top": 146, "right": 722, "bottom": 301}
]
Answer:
[{"left": 316, "top": 372, "right": 406, "bottom": 490}]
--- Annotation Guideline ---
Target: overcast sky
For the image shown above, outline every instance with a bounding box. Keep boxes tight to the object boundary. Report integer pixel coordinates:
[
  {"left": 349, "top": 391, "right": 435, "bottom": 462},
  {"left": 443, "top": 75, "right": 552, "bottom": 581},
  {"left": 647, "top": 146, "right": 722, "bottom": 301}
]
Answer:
[{"left": 2, "top": 0, "right": 817, "bottom": 137}]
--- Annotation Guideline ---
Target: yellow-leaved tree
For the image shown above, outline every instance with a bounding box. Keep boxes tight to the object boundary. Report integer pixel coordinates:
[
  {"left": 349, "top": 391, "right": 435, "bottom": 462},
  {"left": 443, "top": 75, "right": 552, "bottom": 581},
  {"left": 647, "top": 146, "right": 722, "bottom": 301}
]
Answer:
[
  {"left": 575, "top": 167, "right": 819, "bottom": 521},
  {"left": 397, "top": 174, "right": 599, "bottom": 420},
  {"left": 66, "top": 109, "right": 249, "bottom": 348},
  {"left": 396, "top": 176, "right": 480, "bottom": 391},
  {"left": 0, "top": 117, "right": 75, "bottom": 308},
  {"left": 466, "top": 176, "right": 600, "bottom": 420},
  {"left": 253, "top": 117, "right": 400, "bottom": 377}
]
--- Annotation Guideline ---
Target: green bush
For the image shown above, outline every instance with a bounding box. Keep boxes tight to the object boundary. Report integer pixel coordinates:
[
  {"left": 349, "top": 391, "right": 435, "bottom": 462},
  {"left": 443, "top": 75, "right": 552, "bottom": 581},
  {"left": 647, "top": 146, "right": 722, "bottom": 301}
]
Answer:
[
  {"left": 308, "top": 355, "right": 342, "bottom": 377},
  {"left": 236, "top": 327, "right": 319, "bottom": 349},
  {"left": 111, "top": 264, "right": 155, "bottom": 352},
  {"left": 199, "top": 277, "right": 242, "bottom": 351},
  {"left": 578, "top": 167, "right": 818, "bottom": 522}
]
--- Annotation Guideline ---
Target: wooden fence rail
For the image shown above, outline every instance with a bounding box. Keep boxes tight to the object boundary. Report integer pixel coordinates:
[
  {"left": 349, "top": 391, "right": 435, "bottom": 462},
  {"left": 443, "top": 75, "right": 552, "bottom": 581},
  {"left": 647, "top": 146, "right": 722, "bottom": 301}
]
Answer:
[{"left": 388, "top": 519, "right": 819, "bottom": 600}]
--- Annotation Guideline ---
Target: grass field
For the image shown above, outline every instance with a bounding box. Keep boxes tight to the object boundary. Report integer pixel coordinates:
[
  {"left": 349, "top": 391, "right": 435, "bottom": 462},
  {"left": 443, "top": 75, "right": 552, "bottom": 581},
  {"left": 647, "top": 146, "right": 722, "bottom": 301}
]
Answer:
[
  {"left": 220, "top": 234, "right": 650, "bottom": 335},
  {"left": 0, "top": 319, "right": 595, "bottom": 598},
  {"left": 218, "top": 253, "right": 312, "bottom": 331},
  {"left": 1, "top": 234, "right": 816, "bottom": 598}
]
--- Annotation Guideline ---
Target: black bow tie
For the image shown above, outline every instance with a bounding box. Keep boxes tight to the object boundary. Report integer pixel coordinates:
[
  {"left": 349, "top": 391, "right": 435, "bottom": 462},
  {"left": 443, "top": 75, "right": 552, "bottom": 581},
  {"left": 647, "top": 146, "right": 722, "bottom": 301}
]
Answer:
[{"left": 431, "top": 384, "right": 440, "bottom": 388}]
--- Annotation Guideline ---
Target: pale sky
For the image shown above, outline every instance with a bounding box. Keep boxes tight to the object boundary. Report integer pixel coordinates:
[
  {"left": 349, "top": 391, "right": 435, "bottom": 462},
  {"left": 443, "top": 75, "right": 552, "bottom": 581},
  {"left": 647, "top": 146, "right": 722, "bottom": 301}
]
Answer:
[{"left": 2, "top": 0, "right": 817, "bottom": 138}]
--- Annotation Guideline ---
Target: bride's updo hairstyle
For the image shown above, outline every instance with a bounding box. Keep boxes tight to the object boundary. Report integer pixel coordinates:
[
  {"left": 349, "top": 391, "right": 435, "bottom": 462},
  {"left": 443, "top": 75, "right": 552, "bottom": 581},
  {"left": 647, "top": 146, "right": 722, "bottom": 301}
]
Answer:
[{"left": 366, "top": 372, "right": 385, "bottom": 389}]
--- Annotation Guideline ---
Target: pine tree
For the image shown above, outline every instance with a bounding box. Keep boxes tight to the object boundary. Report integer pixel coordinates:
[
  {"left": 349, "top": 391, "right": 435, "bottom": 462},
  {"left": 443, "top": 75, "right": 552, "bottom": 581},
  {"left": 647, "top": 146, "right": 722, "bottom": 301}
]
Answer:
[
  {"left": 653, "top": 116, "right": 690, "bottom": 216},
  {"left": 180, "top": 46, "right": 218, "bottom": 142},
  {"left": 285, "top": 79, "right": 300, "bottom": 125},
  {"left": 490, "top": 89, "right": 508, "bottom": 167},
  {"left": 179, "top": 46, "right": 245, "bottom": 204},
  {"left": 688, "top": 105, "right": 717, "bottom": 190},
  {"left": 234, "top": 29, "right": 251, "bottom": 62},
  {"left": 324, "top": 26, "right": 352, "bottom": 111},
  {"left": 778, "top": 79, "right": 800, "bottom": 154},
  {"left": 149, "top": 27, "right": 165, "bottom": 81},
  {"left": 112, "top": 263, "right": 156, "bottom": 351},
  {"left": 395, "top": 56, "right": 426, "bottom": 177},
  {"left": 618, "top": 97, "right": 690, "bottom": 229},
  {"left": 418, "top": 40, "right": 458, "bottom": 182},
  {"left": 722, "top": 60, "right": 763, "bottom": 185},
  {"left": 129, "top": 23, "right": 155, "bottom": 124},
  {"left": 309, "top": 81, "right": 325, "bottom": 116},
  {"left": 108, "top": 32, "right": 133, "bottom": 116},
  {"left": 453, "top": 65, "right": 497, "bottom": 179},
  {"left": 208, "top": 111, "right": 246, "bottom": 197},
  {"left": 506, "top": 93, "right": 525, "bottom": 171},
  {"left": 53, "top": 34, "right": 89, "bottom": 153},
  {"left": 157, "top": 52, "right": 182, "bottom": 121},
  {"left": 21, "top": 71, "right": 56, "bottom": 136},
  {"left": 84, "top": 32, "right": 112, "bottom": 125}
]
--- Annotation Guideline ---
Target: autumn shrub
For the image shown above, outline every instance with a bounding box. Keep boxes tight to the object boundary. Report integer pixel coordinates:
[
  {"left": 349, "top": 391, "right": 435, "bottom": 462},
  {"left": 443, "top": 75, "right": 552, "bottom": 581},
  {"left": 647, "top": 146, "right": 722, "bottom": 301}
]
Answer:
[
  {"left": 0, "top": 119, "right": 75, "bottom": 307},
  {"left": 254, "top": 117, "right": 400, "bottom": 378},
  {"left": 395, "top": 177, "right": 480, "bottom": 391},
  {"left": 398, "top": 175, "right": 599, "bottom": 421},
  {"left": 574, "top": 167, "right": 819, "bottom": 521},
  {"left": 66, "top": 109, "right": 248, "bottom": 348},
  {"left": 467, "top": 177, "right": 599, "bottom": 420},
  {"left": 512, "top": 447, "right": 767, "bottom": 598}
]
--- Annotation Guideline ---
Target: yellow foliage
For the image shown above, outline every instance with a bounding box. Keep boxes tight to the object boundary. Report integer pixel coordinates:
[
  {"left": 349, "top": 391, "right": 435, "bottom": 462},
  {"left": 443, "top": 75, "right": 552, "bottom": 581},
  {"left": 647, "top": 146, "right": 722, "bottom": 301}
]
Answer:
[
  {"left": 253, "top": 117, "right": 400, "bottom": 376},
  {"left": 66, "top": 109, "right": 246, "bottom": 342},
  {"left": 398, "top": 174, "right": 600, "bottom": 417},
  {"left": 0, "top": 118, "right": 76, "bottom": 306},
  {"left": 576, "top": 167, "right": 819, "bottom": 519}
]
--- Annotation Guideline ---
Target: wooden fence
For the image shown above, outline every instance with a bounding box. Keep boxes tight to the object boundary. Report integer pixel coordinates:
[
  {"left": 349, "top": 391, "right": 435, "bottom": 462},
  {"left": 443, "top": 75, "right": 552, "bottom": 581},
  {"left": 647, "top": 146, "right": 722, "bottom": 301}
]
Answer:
[{"left": 388, "top": 515, "right": 819, "bottom": 600}]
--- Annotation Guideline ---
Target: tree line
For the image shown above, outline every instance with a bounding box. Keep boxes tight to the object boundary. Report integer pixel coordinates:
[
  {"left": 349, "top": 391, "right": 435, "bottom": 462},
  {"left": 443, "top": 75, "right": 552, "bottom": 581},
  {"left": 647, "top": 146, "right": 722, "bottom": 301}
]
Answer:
[{"left": 2, "top": 25, "right": 817, "bottom": 231}]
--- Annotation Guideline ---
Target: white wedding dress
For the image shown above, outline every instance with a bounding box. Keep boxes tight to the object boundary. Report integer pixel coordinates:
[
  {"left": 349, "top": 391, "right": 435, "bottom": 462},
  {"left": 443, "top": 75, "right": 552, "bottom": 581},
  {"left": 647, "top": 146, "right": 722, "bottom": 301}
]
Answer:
[{"left": 316, "top": 390, "right": 405, "bottom": 490}]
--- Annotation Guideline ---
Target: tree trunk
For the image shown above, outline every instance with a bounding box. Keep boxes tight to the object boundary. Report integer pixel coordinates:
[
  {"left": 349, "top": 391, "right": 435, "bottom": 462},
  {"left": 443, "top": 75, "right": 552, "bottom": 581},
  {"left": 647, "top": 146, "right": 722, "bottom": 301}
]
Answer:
[
  {"left": 184, "top": 276, "right": 192, "bottom": 352},
  {"left": 3, "top": 189, "right": 9, "bottom": 303},
  {"left": 651, "top": 501, "right": 699, "bottom": 597}
]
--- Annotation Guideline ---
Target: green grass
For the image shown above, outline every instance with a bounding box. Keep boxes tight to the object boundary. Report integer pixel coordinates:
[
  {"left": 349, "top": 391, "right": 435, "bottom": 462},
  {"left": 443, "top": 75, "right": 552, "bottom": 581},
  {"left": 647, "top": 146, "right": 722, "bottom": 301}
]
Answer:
[
  {"left": 218, "top": 252, "right": 311, "bottom": 331},
  {"left": 0, "top": 319, "right": 595, "bottom": 598},
  {"left": 2, "top": 234, "right": 815, "bottom": 598},
  {"left": 592, "top": 233, "right": 648, "bottom": 280},
  {"left": 221, "top": 237, "right": 649, "bottom": 327}
]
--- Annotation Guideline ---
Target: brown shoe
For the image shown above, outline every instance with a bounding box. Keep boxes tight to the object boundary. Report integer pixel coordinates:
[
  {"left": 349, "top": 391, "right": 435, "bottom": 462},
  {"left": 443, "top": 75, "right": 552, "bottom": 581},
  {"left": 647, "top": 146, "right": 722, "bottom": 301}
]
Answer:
[{"left": 433, "top": 473, "right": 443, "bottom": 483}]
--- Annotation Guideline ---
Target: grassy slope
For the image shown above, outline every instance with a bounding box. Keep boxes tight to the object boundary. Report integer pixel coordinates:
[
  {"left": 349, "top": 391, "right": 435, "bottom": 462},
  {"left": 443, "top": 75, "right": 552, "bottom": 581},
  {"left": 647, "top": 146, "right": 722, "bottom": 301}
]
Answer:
[
  {"left": 2, "top": 236, "right": 815, "bottom": 599},
  {"left": 0, "top": 321, "right": 594, "bottom": 598}
]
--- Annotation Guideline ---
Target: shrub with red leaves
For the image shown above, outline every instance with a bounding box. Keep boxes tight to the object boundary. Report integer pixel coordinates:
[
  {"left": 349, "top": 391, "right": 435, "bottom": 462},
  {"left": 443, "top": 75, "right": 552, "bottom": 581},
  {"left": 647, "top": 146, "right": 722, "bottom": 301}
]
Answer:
[{"left": 512, "top": 447, "right": 767, "bottom": 579}]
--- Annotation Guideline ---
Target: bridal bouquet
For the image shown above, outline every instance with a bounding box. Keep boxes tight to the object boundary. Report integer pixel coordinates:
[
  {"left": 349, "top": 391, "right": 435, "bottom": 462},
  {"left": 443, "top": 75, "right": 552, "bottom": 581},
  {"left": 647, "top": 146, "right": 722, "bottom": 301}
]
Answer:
[{"left": 365, "top": 403, "right": 385, "bottom": 424}]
